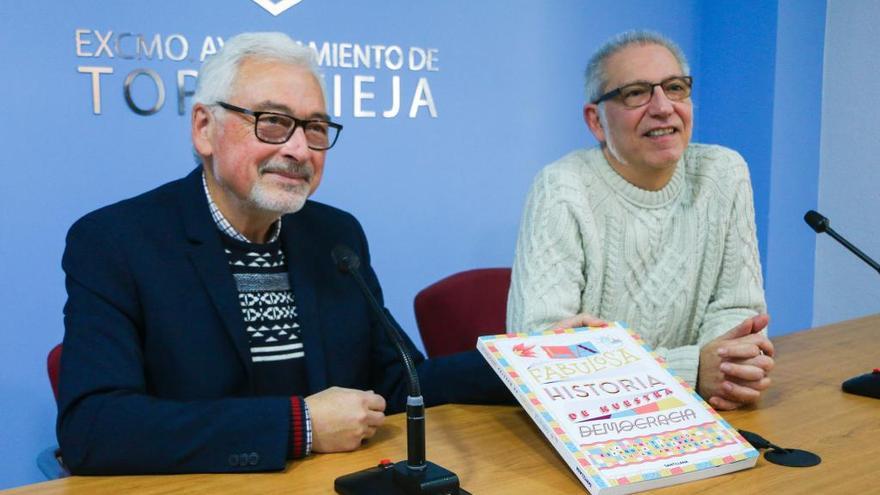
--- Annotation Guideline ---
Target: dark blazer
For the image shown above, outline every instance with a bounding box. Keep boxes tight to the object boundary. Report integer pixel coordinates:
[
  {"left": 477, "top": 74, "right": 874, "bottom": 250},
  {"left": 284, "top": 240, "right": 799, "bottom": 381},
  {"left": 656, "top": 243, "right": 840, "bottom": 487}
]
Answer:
[{"left": 58, "top": 168, "right": 509, "bottom": 475}]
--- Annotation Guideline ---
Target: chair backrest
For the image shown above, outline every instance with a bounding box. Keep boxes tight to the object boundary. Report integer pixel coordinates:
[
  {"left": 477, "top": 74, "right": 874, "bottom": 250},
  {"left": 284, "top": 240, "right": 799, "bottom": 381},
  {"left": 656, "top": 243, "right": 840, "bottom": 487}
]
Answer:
[
  {"left": 48, "top": 343, "right": 62, "bottom": 402},
  {"left": 414, "top": 268, "right": 511, "bottom": 358},
  {"left": 41, "top": 343, "right": 70, "bottom": 479}
]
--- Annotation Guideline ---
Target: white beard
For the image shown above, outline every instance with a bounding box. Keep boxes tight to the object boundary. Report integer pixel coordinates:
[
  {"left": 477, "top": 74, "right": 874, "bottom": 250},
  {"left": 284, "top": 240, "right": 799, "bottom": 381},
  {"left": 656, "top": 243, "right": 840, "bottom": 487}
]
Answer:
[
  {"left": 249, "top": 180, "right": 309, "bottom": 214},
  {"left": 248, "top": 160, "right": 313, "bottom": 214}
]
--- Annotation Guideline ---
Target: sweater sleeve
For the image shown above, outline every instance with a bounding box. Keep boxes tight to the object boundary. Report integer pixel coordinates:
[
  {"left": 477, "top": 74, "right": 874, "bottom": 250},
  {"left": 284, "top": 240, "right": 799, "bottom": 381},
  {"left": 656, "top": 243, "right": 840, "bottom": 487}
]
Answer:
[
  {"left": 654, "top": 154, "right": 766, "bottom": 387},
  {"left": 287, "top": 397, "right": 311, "bottom": 459},
  {"left": 654, "top": 345, "right": 702, "bottom": 387},
  {"left": 662, "top": 154, "right": 766, "bottom": 388},
  {"left": 697, "top": 154, "right": 767, "bottom": 344},
  {"left": 507, "top": 165, "right": 588, "bottom": 334}
]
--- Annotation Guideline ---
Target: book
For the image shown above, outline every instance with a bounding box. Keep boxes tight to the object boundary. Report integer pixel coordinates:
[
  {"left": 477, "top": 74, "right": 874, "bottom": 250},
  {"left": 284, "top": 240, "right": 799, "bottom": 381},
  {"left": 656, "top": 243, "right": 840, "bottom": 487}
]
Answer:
[{"left": 477, "top": 323, "right": 759, "bottom": 494}]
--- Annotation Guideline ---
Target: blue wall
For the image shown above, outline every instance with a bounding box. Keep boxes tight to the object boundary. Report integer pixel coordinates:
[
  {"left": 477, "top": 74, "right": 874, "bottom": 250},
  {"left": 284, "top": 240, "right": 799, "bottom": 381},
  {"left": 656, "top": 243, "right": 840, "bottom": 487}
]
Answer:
[
  {"left": 766, "top": 0, "right": 827, "bottom": 335},
  {"left": 693, "top": 0, "right": 778, "bottom": 275},
  {"left": 0, "top": 0, "right": 828, "bottom": 488}
]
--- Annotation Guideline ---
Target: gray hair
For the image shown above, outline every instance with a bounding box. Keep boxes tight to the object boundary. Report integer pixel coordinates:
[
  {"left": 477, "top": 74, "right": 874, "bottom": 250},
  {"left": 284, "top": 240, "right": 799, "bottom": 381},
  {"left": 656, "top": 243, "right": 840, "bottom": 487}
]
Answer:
[
  {"left": 584, "top": 30, "right": 690, "bottom": 104},
  {"left": 192, "top": 32, "right": 325, "bottom": 109},
  {"left": 191, "top": 32, "right": 324, "bottom": 164}
]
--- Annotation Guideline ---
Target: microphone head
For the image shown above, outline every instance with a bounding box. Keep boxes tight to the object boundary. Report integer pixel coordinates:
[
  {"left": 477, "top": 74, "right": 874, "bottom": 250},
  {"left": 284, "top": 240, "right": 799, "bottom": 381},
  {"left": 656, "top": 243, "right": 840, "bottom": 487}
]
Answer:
[
  {"left": 331, "top": 244, "right": 361, "bottom": 273},
  {"left": 804, "top": 210, "right": 829, "bottom": 234}
]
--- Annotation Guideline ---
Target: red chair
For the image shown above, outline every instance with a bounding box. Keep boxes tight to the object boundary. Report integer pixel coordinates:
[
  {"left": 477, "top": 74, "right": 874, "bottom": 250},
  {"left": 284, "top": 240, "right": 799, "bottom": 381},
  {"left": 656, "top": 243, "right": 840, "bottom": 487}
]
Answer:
[
  {"left": 47, "top": 344, "right": 62, "bottom": 401},
  {"left": 39, "top": 344, "right": 68, "bottom": 479},
  {"left": 414, "top": 268, "right": 511, "bottom": 358}
]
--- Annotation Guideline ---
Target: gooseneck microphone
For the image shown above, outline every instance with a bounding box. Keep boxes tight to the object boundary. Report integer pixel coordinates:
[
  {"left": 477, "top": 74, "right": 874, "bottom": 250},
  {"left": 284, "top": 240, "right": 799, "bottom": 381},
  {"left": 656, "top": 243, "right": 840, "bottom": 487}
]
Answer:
[
  {"left": 331, "top": 245, "right": 422, "bottom": 404},
  {"left": 804, "top": 210, "right": 880, "bottom": 274},
  {"left": 331, "top": 245, "right": 470, "bottom": 495},
  {"left": 803, "top": 210, "right": 880, "bottom": 399},
  {"left": 331, "top": 245, "right": 424, "bottom": 469}
]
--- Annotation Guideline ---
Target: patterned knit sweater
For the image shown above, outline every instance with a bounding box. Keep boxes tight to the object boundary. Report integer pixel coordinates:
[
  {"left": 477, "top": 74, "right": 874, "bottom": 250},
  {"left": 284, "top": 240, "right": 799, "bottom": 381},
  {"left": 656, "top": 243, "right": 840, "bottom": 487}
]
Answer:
[{"left": 507, "top": 144, "right": 766, "bottom": 386}]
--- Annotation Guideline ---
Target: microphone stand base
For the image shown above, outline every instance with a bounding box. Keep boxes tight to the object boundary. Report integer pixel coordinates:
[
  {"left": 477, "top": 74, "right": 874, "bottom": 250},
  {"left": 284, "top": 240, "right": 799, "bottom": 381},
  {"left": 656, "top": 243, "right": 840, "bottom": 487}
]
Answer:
[
  {"left": 335, "top": 460, "right": 471, "bottom": 495},
  {"left": 841, "top": 370, "right": 880, "bottom": 399}
]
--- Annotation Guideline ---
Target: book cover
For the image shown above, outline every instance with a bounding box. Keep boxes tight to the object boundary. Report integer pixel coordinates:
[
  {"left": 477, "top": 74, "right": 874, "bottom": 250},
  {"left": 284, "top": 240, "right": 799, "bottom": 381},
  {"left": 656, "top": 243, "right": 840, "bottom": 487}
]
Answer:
[{"left": 477, "top": 323, "right": 758, "bottom": 494}]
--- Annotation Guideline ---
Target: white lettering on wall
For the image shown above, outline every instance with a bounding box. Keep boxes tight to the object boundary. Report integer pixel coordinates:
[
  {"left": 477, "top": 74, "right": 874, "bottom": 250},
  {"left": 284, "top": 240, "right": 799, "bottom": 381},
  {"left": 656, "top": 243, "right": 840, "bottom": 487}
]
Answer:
[{"left": 74, "top": 30, "right": 441, "bottom": 119}]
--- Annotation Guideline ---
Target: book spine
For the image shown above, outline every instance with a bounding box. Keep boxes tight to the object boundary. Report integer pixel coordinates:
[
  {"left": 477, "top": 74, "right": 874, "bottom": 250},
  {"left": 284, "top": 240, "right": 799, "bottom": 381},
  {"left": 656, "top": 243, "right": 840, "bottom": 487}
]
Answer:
[{"left": 477, "top": 340, "right": 605, "bottom": 495}]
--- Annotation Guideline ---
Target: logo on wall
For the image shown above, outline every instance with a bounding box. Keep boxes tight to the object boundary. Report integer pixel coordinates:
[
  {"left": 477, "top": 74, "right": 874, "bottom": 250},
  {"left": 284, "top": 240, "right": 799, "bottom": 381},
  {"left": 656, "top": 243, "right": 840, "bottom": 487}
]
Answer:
[{"left": 251, "top": 0, "right": 303, "bottom": 16}]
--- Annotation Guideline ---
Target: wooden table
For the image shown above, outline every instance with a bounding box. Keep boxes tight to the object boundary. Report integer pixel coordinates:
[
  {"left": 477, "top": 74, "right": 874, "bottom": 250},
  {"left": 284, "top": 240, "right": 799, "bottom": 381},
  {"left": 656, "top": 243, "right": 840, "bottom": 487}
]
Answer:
[{"left": 7, "top": 315, "right": 879, "bottom": 494}]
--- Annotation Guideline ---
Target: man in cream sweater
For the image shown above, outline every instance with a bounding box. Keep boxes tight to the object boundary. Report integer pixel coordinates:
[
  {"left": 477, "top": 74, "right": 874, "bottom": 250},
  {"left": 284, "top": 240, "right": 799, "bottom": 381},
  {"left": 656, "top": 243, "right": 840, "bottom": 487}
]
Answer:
[{"left": 507, "top": 31, "right": 774, "bottom": 411}]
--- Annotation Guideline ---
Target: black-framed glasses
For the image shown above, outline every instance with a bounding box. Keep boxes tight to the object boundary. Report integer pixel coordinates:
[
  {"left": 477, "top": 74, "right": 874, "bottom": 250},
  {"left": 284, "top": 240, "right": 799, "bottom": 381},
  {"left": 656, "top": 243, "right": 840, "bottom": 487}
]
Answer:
[
  {"left": 593, "top": 76, "right": 693, "bottom": 108},
  {"left": 216, "top": 101, "right": 343, "bottom": 150}
]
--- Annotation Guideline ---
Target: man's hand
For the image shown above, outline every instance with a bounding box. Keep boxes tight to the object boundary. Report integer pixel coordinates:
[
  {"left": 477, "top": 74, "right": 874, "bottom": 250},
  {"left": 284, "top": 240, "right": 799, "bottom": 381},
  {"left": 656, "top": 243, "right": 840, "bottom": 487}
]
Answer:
[
  {"left": 305, "top": 386, "right": 387, "bottom": 453},
  {"left": 549, "top": 312, "right": 608, "bottom": 330},
  {"left": 698, "top": 315, "right": 775, "bottom": 411}
]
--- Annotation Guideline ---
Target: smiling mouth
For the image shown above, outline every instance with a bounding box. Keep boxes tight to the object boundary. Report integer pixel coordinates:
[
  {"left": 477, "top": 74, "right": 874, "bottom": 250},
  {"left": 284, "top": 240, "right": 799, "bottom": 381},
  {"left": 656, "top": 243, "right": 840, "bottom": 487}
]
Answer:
[
  {"left": 259, "top": 162, "right": 313, "bottom": 184},
  {"left": 265, "top": 170, "right": 310, "bottom": 182},
  {"left": 644, "top": 127, "right": 676, "bottom": 137}
]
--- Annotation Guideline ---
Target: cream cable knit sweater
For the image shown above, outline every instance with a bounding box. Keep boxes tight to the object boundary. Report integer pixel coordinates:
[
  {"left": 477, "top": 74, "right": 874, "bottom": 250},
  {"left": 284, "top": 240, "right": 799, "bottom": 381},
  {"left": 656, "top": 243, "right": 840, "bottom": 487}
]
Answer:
[{"left": 507, "top": 144, "right": 766, "bottom": 386}]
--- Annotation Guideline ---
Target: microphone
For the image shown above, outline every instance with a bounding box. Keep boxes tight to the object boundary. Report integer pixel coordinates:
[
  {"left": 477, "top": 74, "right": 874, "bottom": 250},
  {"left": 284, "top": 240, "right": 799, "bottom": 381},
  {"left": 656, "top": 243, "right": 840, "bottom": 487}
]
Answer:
[
  {"left": 331, "top": 245, "right": 470, "bottom": 495},
  {"left": 804, "top": 210, "right": 880, "bottom": 274},
  {"left": 803, "top": 210, "right": 880, "bottom": 399}
]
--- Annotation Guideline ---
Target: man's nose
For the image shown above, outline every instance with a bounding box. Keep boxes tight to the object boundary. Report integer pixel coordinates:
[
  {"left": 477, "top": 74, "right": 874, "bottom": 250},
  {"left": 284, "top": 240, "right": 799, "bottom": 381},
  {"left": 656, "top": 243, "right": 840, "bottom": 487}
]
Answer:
[
  {"left": 646, "top": 86, "right": 675, "bottom": 115},
  {"left": 279, "top": 125, "right": 312, "bottom": 159}
]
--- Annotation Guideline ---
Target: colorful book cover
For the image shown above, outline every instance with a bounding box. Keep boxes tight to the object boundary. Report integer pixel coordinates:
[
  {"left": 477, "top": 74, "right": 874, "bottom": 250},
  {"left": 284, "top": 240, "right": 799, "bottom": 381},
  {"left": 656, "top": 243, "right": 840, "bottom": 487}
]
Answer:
[{"left": 477, "top": 323, "right": 758, "bottom": 494}]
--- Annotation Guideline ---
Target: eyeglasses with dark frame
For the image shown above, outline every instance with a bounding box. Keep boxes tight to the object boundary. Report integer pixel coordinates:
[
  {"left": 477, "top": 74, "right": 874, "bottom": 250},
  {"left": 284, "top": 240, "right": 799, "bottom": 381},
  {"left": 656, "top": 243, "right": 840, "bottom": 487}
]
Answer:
[
  {"left": 593, "top": 76, "right": 693, "bottom": 108},
  {"left": 216, "top": 101, "right": 343, "bottom": 151}
]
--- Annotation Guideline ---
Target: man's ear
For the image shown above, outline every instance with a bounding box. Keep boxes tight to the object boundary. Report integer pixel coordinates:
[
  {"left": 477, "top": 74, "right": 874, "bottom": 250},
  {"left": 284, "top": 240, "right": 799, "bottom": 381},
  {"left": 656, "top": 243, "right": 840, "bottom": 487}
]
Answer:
[
  {"left": 583, "top": 103, "right": 606, "bottom": 144},
  {"left": 191, "top": 103, "right": 215, "bottom": 158}
]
